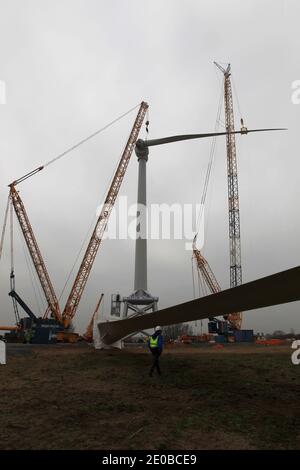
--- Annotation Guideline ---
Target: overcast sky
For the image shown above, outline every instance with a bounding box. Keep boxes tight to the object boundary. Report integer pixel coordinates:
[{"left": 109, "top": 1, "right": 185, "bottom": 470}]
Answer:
[{"left": 0, "top": 0, "right": 299, "bottom": 334}]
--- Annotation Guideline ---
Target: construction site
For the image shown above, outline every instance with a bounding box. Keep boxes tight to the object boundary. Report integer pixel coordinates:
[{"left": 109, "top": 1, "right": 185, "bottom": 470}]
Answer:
[{"left": 0, "top": 0, "right": 300, "bottom": 453}]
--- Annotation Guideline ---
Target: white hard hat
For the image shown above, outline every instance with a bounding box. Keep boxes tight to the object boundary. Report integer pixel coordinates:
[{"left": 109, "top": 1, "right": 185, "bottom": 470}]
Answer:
[{"left": 155, "top": 325, "right": 162, "bottom": 332}]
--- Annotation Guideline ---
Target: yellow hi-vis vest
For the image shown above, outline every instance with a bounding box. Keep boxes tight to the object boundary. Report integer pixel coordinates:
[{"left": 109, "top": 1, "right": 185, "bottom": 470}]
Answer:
[{"left": 149, "top": 336, "right": 159, "bottom": 348}]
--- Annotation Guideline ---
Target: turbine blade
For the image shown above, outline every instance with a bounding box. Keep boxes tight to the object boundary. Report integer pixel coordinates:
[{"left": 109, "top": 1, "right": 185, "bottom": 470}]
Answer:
[
  {"left": 98, "top": 265, "right": 300, "bottom": 344},
  {"left": 145, "top": 128, "right": 287, "bottom": 147}
]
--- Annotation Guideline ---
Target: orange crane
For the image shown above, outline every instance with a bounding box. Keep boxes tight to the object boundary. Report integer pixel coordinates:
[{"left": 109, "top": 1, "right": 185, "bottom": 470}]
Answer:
[
  {"left": 192, "top": 238, "right": 242, "bottom": 330},
  {"left": 9, "top": 184, "right": 63, "bottom": 324},
  {"left": 7, "top": 102, "right": 148, "bottom": 340},
  {"left": 193, "top": 239, "right": 220, "bottom": 295},
  {"left": 8, "top": 185, "right": 76, "bottom": 342},
  {"left": 61, "top": 102, "right": 148, "bottom": 325},
  {"left": 82, "top": 293, "right": 104, "bottom": 343}
]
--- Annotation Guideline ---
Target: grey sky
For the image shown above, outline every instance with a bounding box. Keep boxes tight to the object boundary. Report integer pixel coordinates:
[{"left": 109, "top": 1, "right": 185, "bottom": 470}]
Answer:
[{"left": 0, "top": 0, "right": 299, "bottom": 334}]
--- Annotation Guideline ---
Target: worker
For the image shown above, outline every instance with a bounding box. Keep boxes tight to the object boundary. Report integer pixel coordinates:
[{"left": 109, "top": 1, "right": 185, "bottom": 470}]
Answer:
[
  {"left": 24, "top": 329, "right": 33, "bottom": 344},
  {"left": 148, "top": 326, "right": 163, "bottom": 377}
]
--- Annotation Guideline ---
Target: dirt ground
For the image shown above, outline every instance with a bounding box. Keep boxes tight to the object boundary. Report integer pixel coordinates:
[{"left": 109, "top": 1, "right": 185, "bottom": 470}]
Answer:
[{"left": 1, "top": 342, "right": 299, "bottom": 450}]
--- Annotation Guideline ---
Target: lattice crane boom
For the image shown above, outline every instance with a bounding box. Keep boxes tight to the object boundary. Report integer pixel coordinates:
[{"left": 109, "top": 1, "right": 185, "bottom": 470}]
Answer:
[
  {"left": 62, "top": 102, "right": 149, "bottom": 326},
  {"left": 214, "top": 62, "right": 243, "bottom": 330},
  {"left": 223, "top": 66, "right": 242, "bottom": 289},
  {"left": 82, "top": 293, "right": 104, "bottom": 342},
  {"left": 193, "top": 245, "right": 221, "bottom": 295},
  {"left": 9, "top": 185, "right": 63, "bottom": 323},
  {"left": 193, "top": 241, "right": 242, "bottom": 330}
]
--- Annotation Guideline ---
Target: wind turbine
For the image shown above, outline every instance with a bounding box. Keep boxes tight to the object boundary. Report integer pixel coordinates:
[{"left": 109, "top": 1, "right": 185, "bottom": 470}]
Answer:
[{"left": 123, "top": 126, "right": 285, "bottom": 319}]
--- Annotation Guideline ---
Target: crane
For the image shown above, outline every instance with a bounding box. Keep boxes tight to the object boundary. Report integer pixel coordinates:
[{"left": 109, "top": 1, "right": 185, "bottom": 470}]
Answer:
[
  {"left": 8, "top": 289, "right": 38, "bottom": 322},
  {"left": 214, "top": 62, "right": 243, "bottom": 329},
  {"left": 61, "top": 102, "right": 149, "bottom": 326},
  {"left": 5, "top": 100, "right": 283, "bottom": 343},
  {"left": 192, "top": 237, "right": 242, "bottom": 330},
  {"left": 6, "top": 102, "right": 148, "bottom": 340},
  {"left": 3, "top": 187, "right": 65, "bottom": 343},
  {"left": 192, "top": 64, "right": 245, "bottom": 331},
  {"left": 193, "top": 238, "right": 221, "bottom": 295},
  {"left": 9, "top": 184, "right": 63, "bottom": 324},
  {"left": 82, "top": 293, "right": 104, "bottom": 343}
]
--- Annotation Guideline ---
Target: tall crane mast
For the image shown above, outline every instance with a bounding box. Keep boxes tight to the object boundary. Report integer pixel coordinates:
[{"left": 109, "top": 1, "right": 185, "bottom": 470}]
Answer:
[
  {"left": 61, "top": 102, "right": 149, "bottom": 326},
  {"left": 9, "top": 185, "right": 63, "bottom": 324},
  {"left": 214, "top": 62, "right": 242, "bottom": 330}
]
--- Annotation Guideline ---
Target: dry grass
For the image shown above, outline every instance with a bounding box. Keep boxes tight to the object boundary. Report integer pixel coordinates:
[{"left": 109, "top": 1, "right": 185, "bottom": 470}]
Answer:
[{"left": 1, "top": 343, "right": 299, "bottom": 450}]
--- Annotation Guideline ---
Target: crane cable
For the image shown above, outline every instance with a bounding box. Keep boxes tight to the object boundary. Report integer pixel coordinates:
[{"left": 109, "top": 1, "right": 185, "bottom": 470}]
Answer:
[
  {"left": 0, "top": 194, "right": 10, "bottom": 262},
  {"left": 43, "top": 103, "right": 141, "bottom": 169},
  {"left": 194, "top": 78, "right": 224, "bottom": 240},
  {"left": 10, "top": 102, "right": 141, "bottom": 186},
  {"left": 9, "top": 200, "right": 20, "bottom": 323},
  {"left": 10, "top": 199, "right": 14, "bottom": 275},
  {"left": 232, "top": 75, "right": 243, "bottom": 122},
  {"left": 145, "top": 108, "right": 150, "bottom": 140},
  {"left": 57, "top": 211, "right": 100, "bottom": 303},
  {"left": 9, "top": 198, "right": 45, "bottom": 319},
  {"left": 16, "top": 221, "right": 46, "bottom": 316},
  {"left": 191, "top": 257, "right": 196, "bottom": 299},
  {"left": 191, "top": 77, "right": 224, "bottom": 309},
  {"left": 57, "top": 145, "right": 126, "bottom": 303},
  {"left": 58, "top": 110, "right": 150, "bottom": 303},
  {"left": 191, "top": 80, "right": 224, "bottom": 299}
]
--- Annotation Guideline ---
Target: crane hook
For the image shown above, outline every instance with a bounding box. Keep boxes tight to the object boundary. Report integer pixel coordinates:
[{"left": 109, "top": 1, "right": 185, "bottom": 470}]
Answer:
[{"left": 240, "top": 118, "right": 248, "bottom": 134}]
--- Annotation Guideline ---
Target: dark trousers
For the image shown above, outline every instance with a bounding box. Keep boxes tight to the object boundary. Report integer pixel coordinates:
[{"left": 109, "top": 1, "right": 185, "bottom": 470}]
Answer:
[{"left": 150, "top": 349, "right": 161, "bottom": 376}]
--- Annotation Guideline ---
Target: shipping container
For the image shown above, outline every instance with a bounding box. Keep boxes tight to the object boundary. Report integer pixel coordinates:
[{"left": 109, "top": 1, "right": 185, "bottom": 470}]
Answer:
[{"left": 233, "top": 329, "right": 254, "bottom": 342}]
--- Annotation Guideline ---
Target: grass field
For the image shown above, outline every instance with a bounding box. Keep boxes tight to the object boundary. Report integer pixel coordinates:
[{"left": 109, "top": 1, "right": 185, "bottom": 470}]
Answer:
[{"left": 1, "top": 343, "right": 300, "bottom": 450}]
